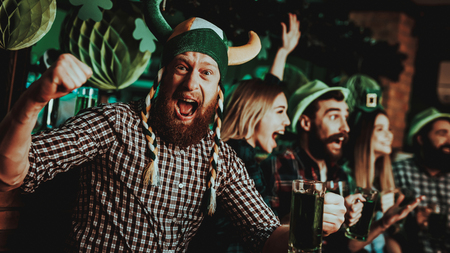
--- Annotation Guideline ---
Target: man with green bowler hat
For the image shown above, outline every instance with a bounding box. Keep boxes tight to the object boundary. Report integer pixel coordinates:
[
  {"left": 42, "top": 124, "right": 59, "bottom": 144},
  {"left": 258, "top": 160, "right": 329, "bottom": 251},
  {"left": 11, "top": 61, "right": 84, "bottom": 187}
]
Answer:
[
  {"left": 390, "top": 107, "right": 450, "bottom": 253},
  {"left": 261, "top": 79, "right": 364, "bottom": 252}
]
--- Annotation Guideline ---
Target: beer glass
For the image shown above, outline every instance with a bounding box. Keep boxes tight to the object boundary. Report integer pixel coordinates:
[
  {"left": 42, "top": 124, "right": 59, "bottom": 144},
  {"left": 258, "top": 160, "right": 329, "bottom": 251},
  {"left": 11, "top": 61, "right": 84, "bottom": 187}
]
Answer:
[
  {"left": 345, "top": 187, "right": 379, "bottom": 241},
  {"left": 75, "top": 87, "right": 98, "bottom": 115},
  {"left": 427, "top": 204, "right": 448, "bottom": 241},
  {"left": 288, "top": 179, "right": 326, "bottom": 253},
  {"left": 326, "top": 181, "right": 349, "bottom": 197}
]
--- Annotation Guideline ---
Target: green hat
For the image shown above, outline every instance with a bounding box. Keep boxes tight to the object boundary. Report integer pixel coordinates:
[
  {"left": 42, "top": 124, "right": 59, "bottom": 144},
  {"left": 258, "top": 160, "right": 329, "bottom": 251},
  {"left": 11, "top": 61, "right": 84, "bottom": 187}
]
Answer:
[
  {"left": 407, "top": 107, "right": 450, "bottom": 145},
  {"left": 288, "top": 80, "right": 350, "bottom": 133},
  {"left": 143, "top": 0, "right": 261, "bottom": 82}
]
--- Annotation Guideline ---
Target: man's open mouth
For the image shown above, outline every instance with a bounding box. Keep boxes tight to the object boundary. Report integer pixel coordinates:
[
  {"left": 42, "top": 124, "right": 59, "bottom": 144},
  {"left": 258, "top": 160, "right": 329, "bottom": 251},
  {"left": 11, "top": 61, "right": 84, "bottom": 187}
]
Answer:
[{"left": 177, "top": 98, "right": 199, "bottom": 117}]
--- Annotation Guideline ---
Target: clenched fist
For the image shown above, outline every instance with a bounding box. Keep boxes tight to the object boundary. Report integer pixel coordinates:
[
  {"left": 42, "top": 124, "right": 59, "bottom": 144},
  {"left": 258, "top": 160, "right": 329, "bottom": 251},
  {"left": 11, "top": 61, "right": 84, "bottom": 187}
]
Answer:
[{"left": 32, "top": 54, "right": 92, "bottom": 104}]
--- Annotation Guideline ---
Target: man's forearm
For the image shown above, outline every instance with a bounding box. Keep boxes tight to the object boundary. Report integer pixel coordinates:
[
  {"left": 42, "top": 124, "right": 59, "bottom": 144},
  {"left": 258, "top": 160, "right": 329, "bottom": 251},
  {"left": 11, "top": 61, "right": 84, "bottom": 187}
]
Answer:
[
  {"left": 0, "top": 83, "right": 46, "bottom": 191},
  {"left": 262, "top": 225, "right": 289, "bottom": 253}
]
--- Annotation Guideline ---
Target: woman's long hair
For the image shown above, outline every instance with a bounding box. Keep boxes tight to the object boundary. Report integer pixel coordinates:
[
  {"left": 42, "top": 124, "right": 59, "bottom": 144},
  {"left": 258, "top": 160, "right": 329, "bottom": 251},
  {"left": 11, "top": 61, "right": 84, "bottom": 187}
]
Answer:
[
  {"left": 345, "top": 108, "right": 395, "bottom": 191},
  {"left": 222, "top": 78, "right": 284, "bottom": 142}
]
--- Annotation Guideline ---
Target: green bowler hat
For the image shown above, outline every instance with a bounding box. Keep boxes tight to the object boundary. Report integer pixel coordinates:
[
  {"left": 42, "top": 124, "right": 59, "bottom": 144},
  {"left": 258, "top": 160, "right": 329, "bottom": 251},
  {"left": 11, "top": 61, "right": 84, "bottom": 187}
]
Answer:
[
  {"left": 288, "top": 80, "right": 350, "bottom": 134},
  {"left": 407, "top": 107, "right": 450, "bottom": 145}
]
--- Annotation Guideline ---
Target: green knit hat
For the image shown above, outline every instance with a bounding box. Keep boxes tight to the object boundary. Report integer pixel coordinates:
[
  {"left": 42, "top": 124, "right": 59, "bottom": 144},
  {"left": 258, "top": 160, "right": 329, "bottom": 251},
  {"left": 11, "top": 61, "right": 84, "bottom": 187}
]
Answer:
[
  {"left": 407, "top": 107, "right": 450, "bottom": 146},
  {"left": 143, "top": 0, "right": 261, "bottom": 82},
  {"left": 161, "top": 19, "right": 229, "bottom": 81},
  {"left": 288, "top": 80, "right": 350, "bottom": 133}
]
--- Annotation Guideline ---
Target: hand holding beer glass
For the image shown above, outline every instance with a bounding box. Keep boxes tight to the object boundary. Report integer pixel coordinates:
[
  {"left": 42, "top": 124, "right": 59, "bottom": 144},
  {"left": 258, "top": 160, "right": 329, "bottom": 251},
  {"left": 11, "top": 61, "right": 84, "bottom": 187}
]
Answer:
[
  {"left": 288, "top": 179, "right": 326, "bottom": 253},
  {"left": 345, "top": 187, "right": 379, "bottom": 241}
]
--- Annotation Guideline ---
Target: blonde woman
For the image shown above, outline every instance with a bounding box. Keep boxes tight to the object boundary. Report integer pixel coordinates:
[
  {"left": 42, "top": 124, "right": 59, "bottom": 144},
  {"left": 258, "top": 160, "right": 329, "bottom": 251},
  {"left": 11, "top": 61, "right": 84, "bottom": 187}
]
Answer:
[{"left": 343, "top": 106, "right": 423, "bottom": 253}]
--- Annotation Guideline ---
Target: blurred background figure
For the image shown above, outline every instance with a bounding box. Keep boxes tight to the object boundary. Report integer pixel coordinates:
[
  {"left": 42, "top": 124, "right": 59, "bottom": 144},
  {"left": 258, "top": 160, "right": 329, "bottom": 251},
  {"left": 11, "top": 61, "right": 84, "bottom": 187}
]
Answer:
[{"left": 390, "top": 107, "right": 450, "bottom": 253}]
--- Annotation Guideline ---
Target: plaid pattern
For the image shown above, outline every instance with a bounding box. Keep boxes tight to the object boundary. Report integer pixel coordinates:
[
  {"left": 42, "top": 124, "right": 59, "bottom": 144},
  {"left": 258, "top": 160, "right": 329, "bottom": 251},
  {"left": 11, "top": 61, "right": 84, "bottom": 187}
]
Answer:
[
  {"left": 188, "top": 139, "right": 269, "bottom": 253},
  {"left": 23, "top": 100, "right": 280, "bottom": 253},
  {"left": 392, "top": 157, "right": 450, "bottom": 253},
  {"left": 261, "top": 144, "right": 348, "bottom": 219}
]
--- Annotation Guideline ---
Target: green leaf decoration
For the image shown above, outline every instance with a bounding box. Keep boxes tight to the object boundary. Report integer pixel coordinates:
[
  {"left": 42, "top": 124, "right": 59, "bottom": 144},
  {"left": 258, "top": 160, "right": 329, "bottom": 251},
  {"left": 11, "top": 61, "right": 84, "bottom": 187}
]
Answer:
[
  {"left": 69, "top": 0, "right": 113, "bottom": 22},
  {"left": 133, "top": 18, "right": 157, "bottom": 53},
  {"left": 0, "top": 0, "right": 57, "bottom": 51},
  {"left": 60, "top": 2, "right": 152, "bottom": 90}
]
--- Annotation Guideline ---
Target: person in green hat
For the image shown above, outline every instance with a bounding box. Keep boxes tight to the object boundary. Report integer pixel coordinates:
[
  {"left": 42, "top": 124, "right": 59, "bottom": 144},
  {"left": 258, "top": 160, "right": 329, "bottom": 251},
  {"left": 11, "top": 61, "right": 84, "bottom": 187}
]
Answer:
[
  {"left": 389, "top": 107, "right": 450, "bottom": 253},
  {"left": 261, "top": 79, "right": 364, "bottom": 252},
  {"left": 342, "top": 101, "right": 423, "bottom": 253},
  {"left": 0, "top": 1, "right": 346, "bottom": 252}
]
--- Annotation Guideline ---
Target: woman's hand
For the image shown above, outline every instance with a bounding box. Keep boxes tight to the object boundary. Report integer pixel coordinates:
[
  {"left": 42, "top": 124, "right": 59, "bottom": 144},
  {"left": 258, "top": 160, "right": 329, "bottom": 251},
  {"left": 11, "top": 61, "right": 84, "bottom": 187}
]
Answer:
[{"left": 344, "top": 193, "right": 365, "bottom": 227}]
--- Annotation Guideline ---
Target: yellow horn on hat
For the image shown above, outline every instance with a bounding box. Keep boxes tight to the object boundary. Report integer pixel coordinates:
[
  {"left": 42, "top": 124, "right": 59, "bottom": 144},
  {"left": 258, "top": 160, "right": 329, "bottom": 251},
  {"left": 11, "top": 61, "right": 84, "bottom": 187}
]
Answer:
[{"left": 228, "top": 31, "right": 261, "bottom": 66}]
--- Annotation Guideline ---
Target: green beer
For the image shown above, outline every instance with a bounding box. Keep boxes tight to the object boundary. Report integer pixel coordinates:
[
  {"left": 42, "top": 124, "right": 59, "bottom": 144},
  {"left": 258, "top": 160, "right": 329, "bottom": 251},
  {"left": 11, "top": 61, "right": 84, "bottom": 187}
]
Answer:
[
  {"left": 75, "top": 95, "right": 98, "bottom": 115},
  {"left": 428, "top": 212, "right": 447, "bottom": 240},
  {"left": 345, "top": 187, "right": 378, "bottom": 241},
  {"left": 346, "top": 200, "right": 376, "bottom": 241},
  {"left": 288, "top": 191, "right": 324, "bottom": 251}
]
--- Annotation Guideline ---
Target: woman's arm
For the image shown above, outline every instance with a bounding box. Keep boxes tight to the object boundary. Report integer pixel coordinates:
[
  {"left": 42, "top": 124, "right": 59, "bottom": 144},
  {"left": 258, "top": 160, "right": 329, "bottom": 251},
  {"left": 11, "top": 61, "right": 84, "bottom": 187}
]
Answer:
[{"left": 269, "top": 13, "right": 301, "bottom": 81}]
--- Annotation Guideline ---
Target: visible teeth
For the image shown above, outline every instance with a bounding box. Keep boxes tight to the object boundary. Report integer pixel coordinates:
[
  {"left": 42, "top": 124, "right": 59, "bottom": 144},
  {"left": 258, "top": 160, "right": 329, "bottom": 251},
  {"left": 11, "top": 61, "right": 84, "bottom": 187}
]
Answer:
[
  {"left": 339, "top": 137, "right": 344, "bottom": 141},
  {"left": 275, "top": 131, "right": 284, "bottom": 135},
  {"left": 182, "top": 98, "right": 196, "bottom": 103}
]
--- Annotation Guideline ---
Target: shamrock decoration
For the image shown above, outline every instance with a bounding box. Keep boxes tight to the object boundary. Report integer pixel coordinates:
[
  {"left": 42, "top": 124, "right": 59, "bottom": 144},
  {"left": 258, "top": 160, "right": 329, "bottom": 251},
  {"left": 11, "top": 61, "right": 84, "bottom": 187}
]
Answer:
[
  {"left": 69, "top": 0, "right": 113, "bottom": 22},
  {"left": 257, "top": 31, "right": 271, "bottom": 60},
  {"left": 133, "top": 18, "right": 158, "bottom": 53}
]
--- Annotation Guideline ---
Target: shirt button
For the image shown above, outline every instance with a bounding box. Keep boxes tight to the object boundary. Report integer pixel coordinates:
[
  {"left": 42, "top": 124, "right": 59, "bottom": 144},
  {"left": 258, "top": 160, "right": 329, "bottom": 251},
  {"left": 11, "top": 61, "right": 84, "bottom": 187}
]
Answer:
[{"left": 178, "top": 183, "right": 184, "bottom": 188}]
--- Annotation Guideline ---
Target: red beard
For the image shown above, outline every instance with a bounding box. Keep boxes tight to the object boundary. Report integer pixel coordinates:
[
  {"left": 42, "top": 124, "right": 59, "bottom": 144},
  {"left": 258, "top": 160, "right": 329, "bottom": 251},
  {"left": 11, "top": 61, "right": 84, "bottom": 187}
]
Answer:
[{"left": 149, "top": 85, "right": 216, "bottom": 148}]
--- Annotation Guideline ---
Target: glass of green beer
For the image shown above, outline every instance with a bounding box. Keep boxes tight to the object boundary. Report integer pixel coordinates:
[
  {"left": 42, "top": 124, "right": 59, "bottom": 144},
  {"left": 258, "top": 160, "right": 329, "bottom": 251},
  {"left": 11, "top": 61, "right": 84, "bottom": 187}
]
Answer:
[
  {"left": 75, "top": 86, "right": 98, "bottom": 115},
  {"left": 288, "top": 179, "right": 326, "bottom": 253},
  {"left": 427, "top": 204, "right": 448, "bottom": 241},
  {"left": 345, "top": 187, "right": 379, "bottom": 241}
]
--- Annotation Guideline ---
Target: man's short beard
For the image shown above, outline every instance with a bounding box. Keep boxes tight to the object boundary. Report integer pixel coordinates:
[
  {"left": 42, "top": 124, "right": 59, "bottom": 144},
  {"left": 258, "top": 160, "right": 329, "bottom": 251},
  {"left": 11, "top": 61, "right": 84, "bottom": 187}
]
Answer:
[
  {"left": 149, "top": 87, "right": 216, "bottom": 148},
  {"left": 307, "top": 123, "right": 347, "bottom": 163},
  {"left": 420, "top": 138, "right": 450, "bottom": 172}
]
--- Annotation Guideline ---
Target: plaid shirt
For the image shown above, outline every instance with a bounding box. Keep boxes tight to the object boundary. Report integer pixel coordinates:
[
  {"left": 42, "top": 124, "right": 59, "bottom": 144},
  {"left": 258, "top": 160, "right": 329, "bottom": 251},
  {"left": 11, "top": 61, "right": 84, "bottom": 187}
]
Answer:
[
  {"left": 188, "top": 139, "right": 269, "bottom": 253},
  {"left": 392, "top": 157, "right": 450, "bottom": 253},
  {"left": 261, "top": 144, "right": 348, "bottom": 219},
  {"left": 22, "top": 100, "right": 280, "bottom": 253}
]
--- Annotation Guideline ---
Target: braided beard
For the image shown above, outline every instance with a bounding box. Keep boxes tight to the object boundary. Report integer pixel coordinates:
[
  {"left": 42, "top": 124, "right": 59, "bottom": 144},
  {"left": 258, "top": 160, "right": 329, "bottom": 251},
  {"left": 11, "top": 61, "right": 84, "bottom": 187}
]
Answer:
[{"left": 150, "top": 87, "right": 216, "bottom": 148}]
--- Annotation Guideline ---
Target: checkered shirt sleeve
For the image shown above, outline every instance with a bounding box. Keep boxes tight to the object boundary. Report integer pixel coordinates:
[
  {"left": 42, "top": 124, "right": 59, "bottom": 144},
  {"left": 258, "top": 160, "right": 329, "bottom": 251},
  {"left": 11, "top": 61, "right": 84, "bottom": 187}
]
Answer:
[
  {"left": 392, "top": 158, "right": 450, "bottom": 253},
  {"left": 23, "top": 101, "right": 280, "bottom": 252}
]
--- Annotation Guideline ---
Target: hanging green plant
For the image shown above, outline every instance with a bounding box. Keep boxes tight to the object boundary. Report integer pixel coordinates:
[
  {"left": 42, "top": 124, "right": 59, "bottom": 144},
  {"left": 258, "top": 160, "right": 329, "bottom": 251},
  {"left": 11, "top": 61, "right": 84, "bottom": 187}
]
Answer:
[
  {"left": 60, "top": 1, "right": 155, "bottom": 90},
  {"left": 0, "top": 0, "right": 57, "bottom": 50}
]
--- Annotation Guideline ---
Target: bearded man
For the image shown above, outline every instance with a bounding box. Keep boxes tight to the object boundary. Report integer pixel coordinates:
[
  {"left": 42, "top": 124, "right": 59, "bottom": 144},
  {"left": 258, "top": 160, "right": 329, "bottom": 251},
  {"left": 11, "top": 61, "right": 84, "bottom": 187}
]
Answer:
[
  {"left": 0, "top": 0, "right": 346, "bottom": 252},
  {"left": 262, "top": 80, "right": 352, "bottom": 221},
  {"left": 389, "top": 107, "right": 450, "bottom": 253},
  {"left": 261, "top": 80, "right": 366, "bottom": 252}
]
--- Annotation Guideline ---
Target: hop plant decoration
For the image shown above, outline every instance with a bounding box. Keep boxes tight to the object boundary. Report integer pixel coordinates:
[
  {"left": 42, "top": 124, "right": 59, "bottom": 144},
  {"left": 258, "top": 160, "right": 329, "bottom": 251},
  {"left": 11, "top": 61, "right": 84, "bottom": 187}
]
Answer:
[
  {"left": 0, "top": 0, "right": 57, "bottom": 50},
  {"left": 60, "top": 1, "right": 153, "bottom": 90}
]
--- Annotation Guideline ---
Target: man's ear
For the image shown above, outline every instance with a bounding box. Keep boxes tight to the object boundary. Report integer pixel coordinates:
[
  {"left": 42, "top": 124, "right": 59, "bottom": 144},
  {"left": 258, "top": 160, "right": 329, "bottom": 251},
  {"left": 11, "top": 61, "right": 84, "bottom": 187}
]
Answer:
[
  {"left": 417, "top": 135, "right": 423, "bottom": 146},
  {"left": 299, "top": 115, "right": 311, "bottom": 132}
]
